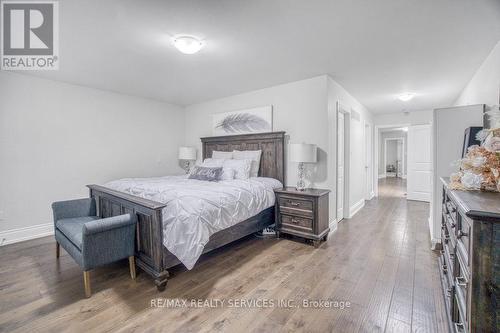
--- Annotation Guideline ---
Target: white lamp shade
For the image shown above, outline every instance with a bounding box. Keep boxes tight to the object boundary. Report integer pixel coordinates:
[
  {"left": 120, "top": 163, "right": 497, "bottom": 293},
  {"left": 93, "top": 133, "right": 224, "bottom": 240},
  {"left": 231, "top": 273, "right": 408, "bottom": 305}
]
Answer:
[
  {"left": 178, "top": 147, "right": 197, "bottom": 160},
  {"left": 289, "top": 143, "right": 317, "bottom": 163}
]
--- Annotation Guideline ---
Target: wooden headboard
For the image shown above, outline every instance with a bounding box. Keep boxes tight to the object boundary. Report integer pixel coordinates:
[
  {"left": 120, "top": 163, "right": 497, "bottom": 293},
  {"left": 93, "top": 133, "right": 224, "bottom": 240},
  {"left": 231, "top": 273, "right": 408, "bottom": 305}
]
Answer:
[{"left": 201, "top": 131, "right": 285, "bottom": 184}]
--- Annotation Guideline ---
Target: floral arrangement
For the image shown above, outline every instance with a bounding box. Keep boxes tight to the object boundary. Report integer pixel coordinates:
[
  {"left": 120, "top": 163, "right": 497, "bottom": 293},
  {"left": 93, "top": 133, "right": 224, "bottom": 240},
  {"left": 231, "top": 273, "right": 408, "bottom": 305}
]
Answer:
[{"left": 449, "top": 106, "right": 500, "bottom": 192}]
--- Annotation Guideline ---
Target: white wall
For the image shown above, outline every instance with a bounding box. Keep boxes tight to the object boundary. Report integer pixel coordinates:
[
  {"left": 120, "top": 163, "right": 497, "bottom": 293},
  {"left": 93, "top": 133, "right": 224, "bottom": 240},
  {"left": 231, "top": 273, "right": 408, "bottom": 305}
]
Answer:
[
  {"left": 185, "top": 75, "right": 373, "bottom": 226},
  {"left": 327, "top": 77, "right": 374, "bottom": 219},
  {"left": 0, "top": 72, "right": 185, "bottom": 244},
  {"left": 454, "top": 41, "right": 500, "bottom": 107},
  {"left": 378, "top": 130, "right": 407, "bottom": 176},
  {"left": 374, "top": 109, "right": 433, "bottom": 126},
  {"left": 184, "top": 76, "right": 329, "bottom": 188}
]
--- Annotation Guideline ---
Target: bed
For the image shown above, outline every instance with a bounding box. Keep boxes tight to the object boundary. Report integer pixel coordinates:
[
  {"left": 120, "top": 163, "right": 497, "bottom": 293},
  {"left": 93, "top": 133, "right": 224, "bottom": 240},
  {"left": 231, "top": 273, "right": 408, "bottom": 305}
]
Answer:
[{"left": 87, "top": 131, "right": 285, "bottom": 291}]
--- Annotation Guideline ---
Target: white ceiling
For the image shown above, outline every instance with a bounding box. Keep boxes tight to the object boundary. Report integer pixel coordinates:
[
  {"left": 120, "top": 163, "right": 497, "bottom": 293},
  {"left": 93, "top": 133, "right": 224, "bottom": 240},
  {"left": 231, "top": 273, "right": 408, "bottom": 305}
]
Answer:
[{"left": 24, "top": 0, "right": 500, "bottom": 113}]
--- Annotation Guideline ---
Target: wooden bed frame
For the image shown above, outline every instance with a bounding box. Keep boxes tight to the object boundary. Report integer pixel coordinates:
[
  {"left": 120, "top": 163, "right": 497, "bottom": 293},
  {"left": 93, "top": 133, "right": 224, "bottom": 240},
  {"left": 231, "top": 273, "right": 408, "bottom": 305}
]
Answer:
[{"left": 87, "top": 131, "right": 285, "bottom": 291}]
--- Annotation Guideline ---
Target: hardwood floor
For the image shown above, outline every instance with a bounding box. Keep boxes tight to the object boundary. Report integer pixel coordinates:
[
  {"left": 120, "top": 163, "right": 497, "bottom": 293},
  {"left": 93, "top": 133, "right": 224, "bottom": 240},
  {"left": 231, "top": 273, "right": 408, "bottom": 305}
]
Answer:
[{"left": 0, "top": 178, "right": 447, "bottom": 333}]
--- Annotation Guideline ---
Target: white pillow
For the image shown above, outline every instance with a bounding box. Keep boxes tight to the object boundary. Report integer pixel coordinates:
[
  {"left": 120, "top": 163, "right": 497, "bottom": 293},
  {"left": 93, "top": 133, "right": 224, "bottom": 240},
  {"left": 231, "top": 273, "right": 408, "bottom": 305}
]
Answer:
[
  {"left": 201, "top": 158, "right": 225, "bottom": 167},
  {"left": 233, "top": 150, "right": 262, "bottom": 178},
  {"left": 223, "top": 159, "right": 252, "bottom": 180},
  {"left": 201, "top": 158, "right": 234, "bottom": 180},
  {"left": 212, "top": 151, "right": 233, "bottom": 159},
  {"left": 220, "top": 168, "right": 235, "bottom": 181}
]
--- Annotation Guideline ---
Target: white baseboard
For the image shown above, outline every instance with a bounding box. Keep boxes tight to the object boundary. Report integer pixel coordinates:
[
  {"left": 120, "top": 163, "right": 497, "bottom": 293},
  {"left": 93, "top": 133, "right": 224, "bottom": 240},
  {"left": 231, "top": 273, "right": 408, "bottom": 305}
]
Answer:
[
  {"left": 366, "top": 191, "right": 375, "bottom": 200},
  {"left": 428, "top": 215, "right": 440, "bottom": 250},
  {"left": 348, "top": 199, "right": 365, "bottom": 218},
  {"left": 378, "top": 174, "right": 386, "bottom": 179},
  {"left": 430, "top": 238, "right": 441, "bottom": 250},
  {"left": 329, "top": 219, "right": 338, "bottom": 233},
  {"left": 0, "top": 223, "right": 54, "bottom": 246},
  {"left": 401, "top": 175, "right": 407, "bottom": 179}
]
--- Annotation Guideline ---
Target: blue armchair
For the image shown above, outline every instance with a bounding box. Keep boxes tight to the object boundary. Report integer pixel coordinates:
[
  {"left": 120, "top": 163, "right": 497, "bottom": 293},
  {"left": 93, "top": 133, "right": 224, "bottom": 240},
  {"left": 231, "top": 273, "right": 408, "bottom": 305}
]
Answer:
[{"left": 52, "top": 198, "right": 136, "bottom": 297}]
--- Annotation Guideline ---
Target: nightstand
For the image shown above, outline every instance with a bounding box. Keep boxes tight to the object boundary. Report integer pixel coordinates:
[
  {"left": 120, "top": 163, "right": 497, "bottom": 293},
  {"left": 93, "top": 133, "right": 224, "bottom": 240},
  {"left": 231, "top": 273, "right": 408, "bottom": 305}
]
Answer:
[{"left": 274, "top": 187, "right": 330, "bottom": 247}]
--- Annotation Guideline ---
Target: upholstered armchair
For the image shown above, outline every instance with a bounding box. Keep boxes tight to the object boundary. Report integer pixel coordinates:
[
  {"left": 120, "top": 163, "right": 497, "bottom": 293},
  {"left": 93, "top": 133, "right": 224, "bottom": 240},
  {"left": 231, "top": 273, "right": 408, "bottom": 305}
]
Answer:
[{"left": 52, "top": 198, "right": 136, "bottom": 297}]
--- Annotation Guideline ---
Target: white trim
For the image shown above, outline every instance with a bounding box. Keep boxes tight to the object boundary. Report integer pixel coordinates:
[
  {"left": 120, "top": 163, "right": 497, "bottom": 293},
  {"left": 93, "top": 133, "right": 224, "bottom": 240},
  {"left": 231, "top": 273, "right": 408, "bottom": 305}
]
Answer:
[
  {"left": 378, "top": 174, "right": 386, "bottom": 179},
  {"left": 374, "top": 123, "right": 411, "bottom": 197},
  {"left": 329, "top": 219, "right": 338, "bottom": 234},
  {"left": 0, "top": 223, "right": 54, "bottom": 246},
  {"left": 337, "top": 101, "right": 350, "bottom": 222},
  {"left": 364, "top": 121, "right": 374, "bottom": 201},
  {"left": 348, "top": 198, "right": 365, "bottom": 218}
]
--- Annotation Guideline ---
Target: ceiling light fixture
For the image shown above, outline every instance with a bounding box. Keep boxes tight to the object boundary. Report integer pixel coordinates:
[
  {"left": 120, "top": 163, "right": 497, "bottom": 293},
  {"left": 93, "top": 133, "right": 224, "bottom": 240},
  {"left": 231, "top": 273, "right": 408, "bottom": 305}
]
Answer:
[
  {"left": 172, "top": 35, "right": 204, "bottom": 54},
  {"left": 398, "top": 92, "right": 416, "bottom": 102}
]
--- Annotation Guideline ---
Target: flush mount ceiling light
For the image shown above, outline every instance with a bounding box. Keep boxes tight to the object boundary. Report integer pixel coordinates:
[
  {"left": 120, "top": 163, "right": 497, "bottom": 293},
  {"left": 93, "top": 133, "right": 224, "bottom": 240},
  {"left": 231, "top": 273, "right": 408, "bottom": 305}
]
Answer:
[
  {"left": 172, "top": 36, "right": 204, "bottom": 54},
  {"left": 398, "top": 92, "right": 416, "bottom": 102}
]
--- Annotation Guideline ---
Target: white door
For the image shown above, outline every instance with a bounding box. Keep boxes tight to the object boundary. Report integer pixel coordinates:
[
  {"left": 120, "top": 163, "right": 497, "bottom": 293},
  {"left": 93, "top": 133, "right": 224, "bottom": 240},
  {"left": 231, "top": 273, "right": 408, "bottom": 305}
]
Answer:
[
  {"left": 365, "top": 123, "right": 373, "bottom": 199},
  {"left": 407, "top": 124, "right": 431, "bottom": 201},
  {"left": 337, "top": 112, "right": 345, "bottom": 221}
]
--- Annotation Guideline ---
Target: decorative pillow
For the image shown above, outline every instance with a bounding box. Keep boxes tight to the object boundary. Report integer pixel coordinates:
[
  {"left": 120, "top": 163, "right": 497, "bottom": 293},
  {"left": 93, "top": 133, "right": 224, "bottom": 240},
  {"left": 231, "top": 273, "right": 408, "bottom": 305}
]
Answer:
[
  {"left": 188, "top": 166, "right": 223, "bottom": 182},
  {"left": 201, "top": 158, "right": 225, "bottom": 167},
  {"left": 223, "top": 159, "right": 252, "bottom": 180},
  {"left": 233, "top": 150, "right": 262, "bottom": 177},
  {"left": 212, "top": 151, "right": 233, "bottom": 159}
]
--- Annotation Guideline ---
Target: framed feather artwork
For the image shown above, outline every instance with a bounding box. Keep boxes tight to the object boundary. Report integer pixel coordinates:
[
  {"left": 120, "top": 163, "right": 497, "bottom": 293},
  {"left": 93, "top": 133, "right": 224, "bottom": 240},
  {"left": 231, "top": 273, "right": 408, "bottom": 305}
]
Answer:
[{"left": 212, "top": 106, "right": 273, "bottom": 136}]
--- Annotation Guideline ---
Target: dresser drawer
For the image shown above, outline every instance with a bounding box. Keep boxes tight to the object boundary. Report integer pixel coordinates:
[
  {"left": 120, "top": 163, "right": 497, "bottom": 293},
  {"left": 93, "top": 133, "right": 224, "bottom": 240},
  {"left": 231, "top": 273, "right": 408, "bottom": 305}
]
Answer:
[
  {"left": 446, "top": 200, "right": 458, "bottom": 224},
  {"left": 280, "top": 214, "right": 313, "bottom": 232},
  {"left": 453, "top": 292, "right": 468, "bottom": 333},
  {"left": 457, "top": 215, "right": 471, "bottom": 264},
  {"left": 438, "top": 255, "right": 454, "bottom": 313},
  {"left": 278, "top": 197, "right": 313, "bottom": 212},
  {"left": 443, "top": 242, "right": 455, "bottom": 282}
]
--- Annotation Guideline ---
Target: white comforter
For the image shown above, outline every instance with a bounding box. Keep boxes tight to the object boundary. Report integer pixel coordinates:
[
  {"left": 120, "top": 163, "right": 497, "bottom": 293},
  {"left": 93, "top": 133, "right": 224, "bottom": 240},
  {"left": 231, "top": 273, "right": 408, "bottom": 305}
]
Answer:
[{"left": 104, "top": 175, "right": 282, "bottom": 269}]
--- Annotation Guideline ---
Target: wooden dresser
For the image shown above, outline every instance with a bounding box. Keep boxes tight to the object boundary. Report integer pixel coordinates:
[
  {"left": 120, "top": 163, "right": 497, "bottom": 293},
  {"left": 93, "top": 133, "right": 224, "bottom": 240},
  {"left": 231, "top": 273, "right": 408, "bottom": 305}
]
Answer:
[
  {"left": 439, "top": 178, "right": 500, "bottom": 333},
  {"left": 274, "top": 187, "right": 330, "bottom": 247}
]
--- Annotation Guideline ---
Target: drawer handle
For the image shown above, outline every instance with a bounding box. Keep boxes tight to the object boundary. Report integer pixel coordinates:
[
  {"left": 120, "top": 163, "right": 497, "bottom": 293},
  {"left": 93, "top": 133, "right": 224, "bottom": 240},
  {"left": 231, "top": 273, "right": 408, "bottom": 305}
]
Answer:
[
  {"left": 446, "top": 287, "right": 453, "bottom": 297},
  {"left": 450, "top": 222, "right": 456, "bottom": 228},
  {"left": 291, "top": 217, "right": 300, "bottom": 224},
  {"left": 457, "top": 276, "right": 468, "bottom": 288},
  {"left": 457, "top": 230, "right": 468, "bottom": 239},
  {"left": 288, "top": 201, "right": 300, "bottom": 207}
]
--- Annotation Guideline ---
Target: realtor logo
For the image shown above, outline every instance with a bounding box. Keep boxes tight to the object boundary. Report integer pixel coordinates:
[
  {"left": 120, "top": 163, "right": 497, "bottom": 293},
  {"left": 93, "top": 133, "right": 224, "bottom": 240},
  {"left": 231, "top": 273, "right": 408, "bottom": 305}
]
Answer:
[{"left": 1, "top": 0, "right": 59, "bottom": 70}]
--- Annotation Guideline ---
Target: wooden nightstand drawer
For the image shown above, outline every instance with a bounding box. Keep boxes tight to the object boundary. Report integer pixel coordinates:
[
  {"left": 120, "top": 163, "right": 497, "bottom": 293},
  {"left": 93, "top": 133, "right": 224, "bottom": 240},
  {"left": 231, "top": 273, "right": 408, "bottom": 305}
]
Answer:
[
  {"left": 281, "top": 214, "right": 313, "bottom": 231},
  {"left": 274, "top": 187, "right": 330, "bottom": 247},
  {"left": 278, "top": 197, "right": 313, "bottom": 212}
]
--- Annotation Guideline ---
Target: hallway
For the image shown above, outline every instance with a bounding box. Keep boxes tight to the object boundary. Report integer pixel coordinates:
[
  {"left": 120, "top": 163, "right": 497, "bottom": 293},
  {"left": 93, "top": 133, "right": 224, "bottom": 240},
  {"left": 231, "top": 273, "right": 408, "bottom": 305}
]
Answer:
[
  {"left": 378, "top": 177, "right": 407, "bottom": 198},
  {"left": 0, "top": 179, "right": 446, "bottom": 332}
]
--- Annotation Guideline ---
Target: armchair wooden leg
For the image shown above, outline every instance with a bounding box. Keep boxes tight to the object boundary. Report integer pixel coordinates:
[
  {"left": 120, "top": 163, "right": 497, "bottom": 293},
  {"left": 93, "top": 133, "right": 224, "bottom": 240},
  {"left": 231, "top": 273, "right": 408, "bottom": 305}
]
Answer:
[
  {"left": 56, "top": 242, "right": 60, "bottom": 259},
  {"left": 83, "top": 271, "right": 91, "bottom": 298},
  {"left": 129, "top": 256, "right": 136, "bottom": 280}
]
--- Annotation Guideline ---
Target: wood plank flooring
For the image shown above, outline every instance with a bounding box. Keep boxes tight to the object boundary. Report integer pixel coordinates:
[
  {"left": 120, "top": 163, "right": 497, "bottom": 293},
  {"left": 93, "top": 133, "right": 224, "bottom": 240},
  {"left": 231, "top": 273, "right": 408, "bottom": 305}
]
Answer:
[{"left": 0, "top": 178, "right": 447, "bottom": 333}]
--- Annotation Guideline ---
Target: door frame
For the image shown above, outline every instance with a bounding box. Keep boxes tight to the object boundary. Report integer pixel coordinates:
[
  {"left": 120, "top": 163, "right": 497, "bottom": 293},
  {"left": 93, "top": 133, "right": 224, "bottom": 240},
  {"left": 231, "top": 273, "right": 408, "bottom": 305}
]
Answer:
[
  {"left": 364, "top": 121, "right": 374, "bottom": 200},
  {"left": 337, "top": 101, "right": 350, "bottom": 222},
  {"left": 383, "top": 137, "right": 405, "bottom": 178},
  {"left": 374, "top": 123, "right": 410, "bottom": 197}
]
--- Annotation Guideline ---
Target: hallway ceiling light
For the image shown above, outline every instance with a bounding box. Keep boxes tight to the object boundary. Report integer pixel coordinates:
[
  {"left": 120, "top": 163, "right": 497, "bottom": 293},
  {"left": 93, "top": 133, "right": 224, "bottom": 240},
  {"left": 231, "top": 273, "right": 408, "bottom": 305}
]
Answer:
[
  {"left": 398, "top": 93, "right": 416, "bottom": 102},
  {"left": 172, "top": 36, "right": 204, "bottom": 54}
]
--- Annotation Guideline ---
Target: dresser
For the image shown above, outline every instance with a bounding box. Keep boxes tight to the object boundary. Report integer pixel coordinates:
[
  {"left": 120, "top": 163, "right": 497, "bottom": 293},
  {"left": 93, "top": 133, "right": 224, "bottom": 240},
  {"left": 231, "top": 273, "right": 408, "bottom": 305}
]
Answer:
[
  {"left": 274, "top": 187, "right": 330, "bottom": 247},
  {"left": 439, "top": 178, "right": 500, "bottom": 333}
]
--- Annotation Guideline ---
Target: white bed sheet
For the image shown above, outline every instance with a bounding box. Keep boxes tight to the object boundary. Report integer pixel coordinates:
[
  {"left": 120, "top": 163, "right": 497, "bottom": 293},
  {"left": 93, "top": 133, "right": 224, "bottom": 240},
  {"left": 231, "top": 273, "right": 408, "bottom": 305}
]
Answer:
[{"left": 104, "top": 175, "right": 282, "bottom": 269}]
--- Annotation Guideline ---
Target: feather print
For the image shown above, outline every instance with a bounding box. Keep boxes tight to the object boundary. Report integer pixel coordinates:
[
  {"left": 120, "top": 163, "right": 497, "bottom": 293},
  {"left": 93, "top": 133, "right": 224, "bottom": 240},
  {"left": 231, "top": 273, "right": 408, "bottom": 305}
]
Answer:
[{"left": 215, "top": 113, "right": 271, "bottom": 133}]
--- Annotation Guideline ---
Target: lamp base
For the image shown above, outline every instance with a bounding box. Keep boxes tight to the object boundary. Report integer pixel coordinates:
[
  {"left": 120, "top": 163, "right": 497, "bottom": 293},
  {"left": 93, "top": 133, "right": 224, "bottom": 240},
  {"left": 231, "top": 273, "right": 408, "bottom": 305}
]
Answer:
[
  {"left": 296, "top": 162, "right": 306, "bottom": 191},
  {"left": 182, "top": 160, "right": 191, "bottom": 174}
]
